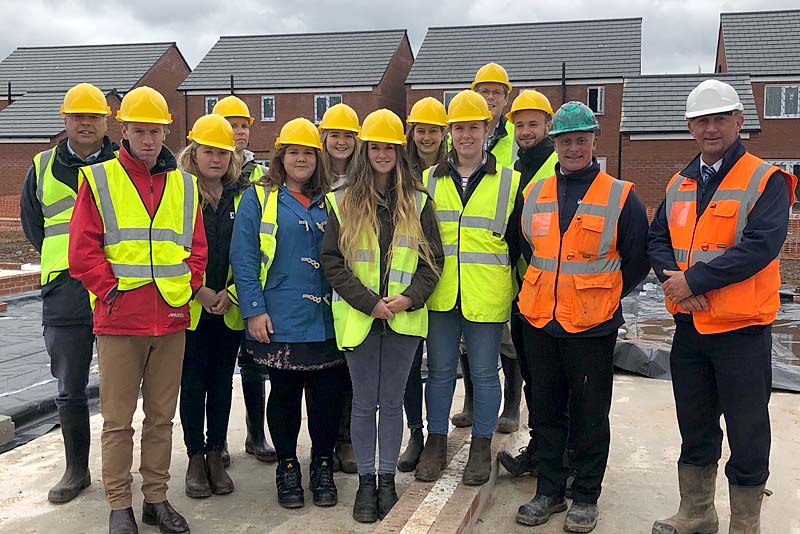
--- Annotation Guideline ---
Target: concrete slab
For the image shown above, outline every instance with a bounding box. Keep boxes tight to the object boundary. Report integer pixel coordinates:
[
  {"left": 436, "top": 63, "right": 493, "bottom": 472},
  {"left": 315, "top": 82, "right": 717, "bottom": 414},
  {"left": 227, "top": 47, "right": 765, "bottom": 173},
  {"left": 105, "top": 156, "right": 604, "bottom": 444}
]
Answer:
[{"left": 0, "top": 415, "right": 14, "bottom": 447}]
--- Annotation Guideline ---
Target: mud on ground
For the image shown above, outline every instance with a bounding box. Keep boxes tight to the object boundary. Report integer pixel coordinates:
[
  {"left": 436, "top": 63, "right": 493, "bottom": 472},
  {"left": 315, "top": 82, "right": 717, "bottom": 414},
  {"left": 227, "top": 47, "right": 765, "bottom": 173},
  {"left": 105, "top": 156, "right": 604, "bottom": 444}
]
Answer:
[{"left": 0, "top": 229, "right": 39, "bottom": 265}]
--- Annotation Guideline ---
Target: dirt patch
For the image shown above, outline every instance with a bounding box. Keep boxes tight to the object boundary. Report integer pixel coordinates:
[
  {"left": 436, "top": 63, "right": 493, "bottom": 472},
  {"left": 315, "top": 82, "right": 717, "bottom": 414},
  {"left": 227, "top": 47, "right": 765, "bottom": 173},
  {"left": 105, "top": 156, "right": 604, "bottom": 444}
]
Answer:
[
  {"left": 780, "top": 259, "right": 800, "bottom": 290},
  {"left": 0, "top": 229, "right": 39, "bottom": 264}
]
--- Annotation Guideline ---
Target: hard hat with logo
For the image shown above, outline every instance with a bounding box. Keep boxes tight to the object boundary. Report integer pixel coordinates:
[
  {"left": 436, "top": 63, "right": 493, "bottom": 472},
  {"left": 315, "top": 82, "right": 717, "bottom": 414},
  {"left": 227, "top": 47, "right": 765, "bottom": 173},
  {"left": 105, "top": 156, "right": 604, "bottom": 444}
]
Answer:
[
  {"left": 685, "top": 79, "right": 744, "bottom": 119},
  {"left": 275, "top": 117, "right": 322, "bottom": 150},
  {"left": 506, "top": 89, "right": 554, "bottom": 121},
  {"left": 187, "top": 114, "right": 235, "bottom": 152},
  {"left": 471, "top": 62, "right": 512, "bottom": 93},
  {"left": 446, "top": 90, "right": 493, "bottom": 124},
  {"left": 319, "top": 103, "right": 360, "bottom": 133},
  {"left": 407, "top": 97, "right": 447, "bottom": 127},
  {"left": 117, "top": 86, "right": 172, "bottom": 124},
  {"left": 359, "top": 109, "right": 406, "bottom": 146},
  {"left": 60, "top": 83, "right": 111, "bottom": 116},
  {"left": 548, "top": 101, "right": 600, "bottom": 137},
  {"left": 213, "top": 95, "right": 254, "bottom": 125}
]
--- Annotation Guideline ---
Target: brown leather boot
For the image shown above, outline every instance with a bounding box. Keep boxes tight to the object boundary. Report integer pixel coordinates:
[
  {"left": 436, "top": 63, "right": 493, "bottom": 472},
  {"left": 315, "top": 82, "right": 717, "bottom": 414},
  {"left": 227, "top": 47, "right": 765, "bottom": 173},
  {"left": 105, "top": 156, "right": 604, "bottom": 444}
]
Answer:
[
  {"left": 462, "top": 436, "right": 492, "bottom": 486},
  {"left": 729, "top": 484, "right": 765, "bottom": 534},
  {"left": 414, "top": 433, "right": 448, "bottom": 482},
  {"left": 184, "top": 453, "right": 211, "bottom": 499},
  {"left": 652, "top": 463, "right": 719, "bottom": 534},
  {"left": 207, "top": 450, "right": 234, "bottom": 495}
]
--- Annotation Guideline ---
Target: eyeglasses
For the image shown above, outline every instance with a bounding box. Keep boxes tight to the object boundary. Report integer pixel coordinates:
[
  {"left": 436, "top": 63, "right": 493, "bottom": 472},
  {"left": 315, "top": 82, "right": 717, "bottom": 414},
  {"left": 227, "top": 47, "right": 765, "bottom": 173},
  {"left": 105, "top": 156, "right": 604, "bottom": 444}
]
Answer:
[{"left": 477, "top": 89, "right": 506, "bottom": 99}]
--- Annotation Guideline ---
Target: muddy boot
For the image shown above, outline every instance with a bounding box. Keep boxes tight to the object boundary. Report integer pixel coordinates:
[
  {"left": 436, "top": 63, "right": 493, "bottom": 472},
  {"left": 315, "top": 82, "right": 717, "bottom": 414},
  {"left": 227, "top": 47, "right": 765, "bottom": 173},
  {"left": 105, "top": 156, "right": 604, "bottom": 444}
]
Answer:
[
  {"left": 377, "top": 473, "right": 399, "bottom": 520},
  {"left": 496, "top": 355, "right": 522, "bottom": 433},
  {"left": 310, "top": 456, "right": 337, "bottom": 507},
  {"left": 728, "top": 484, "right": 765, "bottom": 534},
  {"left": 353, "top": 474, "right": 378, "bottom": 523},
  {"left": 564, "top": 502, "right": 599, "bottom": 533},
  {"left": 335, "top": 390, "right": 357, "bottom": 474},
  {"left": 516, "top": 494, "right": 568, "bottom": 526},
  {"left": 184, "top": 453, "right": 211, "bottom": 498},
  {"left": 207, "top": 450, "right": 234, "bottom": 495},
  {"left": 462, "top": 435, "right": 492, "bottom": 486},
  {"left": 451, "top": 353, "right": 474, "bottom": 427},
  {"left": 498, "top": 439, "right": 539, "bottom": 477},
  {"left": 242, "top": 378, "right": 277, "bottom": 462},
  {"left": 414, "top": 433, "right": 448, "bottom": 482},
  {"left": 652, "top": 463, "right": 719, "bottom": 534},
  {"left": 276, "top": 458, "right": 304, "bottom": 508},
  {"left": 48, "top": 406, "right": 91, "bottom": 504},
  {"left": 397, "top": 428, "right": 424, "bottom": 472}
]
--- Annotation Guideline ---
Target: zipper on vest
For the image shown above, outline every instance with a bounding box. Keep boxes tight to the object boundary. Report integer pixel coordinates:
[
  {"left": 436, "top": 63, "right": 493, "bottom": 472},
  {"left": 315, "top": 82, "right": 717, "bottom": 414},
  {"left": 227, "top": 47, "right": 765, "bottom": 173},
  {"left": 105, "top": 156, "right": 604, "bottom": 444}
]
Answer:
[{"left": 552, "top": 229, "right": 565, "bottom": 319}]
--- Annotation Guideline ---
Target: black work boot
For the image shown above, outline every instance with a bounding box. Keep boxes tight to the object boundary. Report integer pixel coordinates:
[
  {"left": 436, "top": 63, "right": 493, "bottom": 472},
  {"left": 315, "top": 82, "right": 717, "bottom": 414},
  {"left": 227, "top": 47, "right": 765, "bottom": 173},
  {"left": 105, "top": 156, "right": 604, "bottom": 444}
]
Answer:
[
  {"left": 564, "top": 501, "right": 599, "bottom": 533},
  {"left": 206, "top": 450, "right": 234, "bottom": 495},
  {"left": 414, "top": 433, "right": 448, "bottom": 482},
  {"left": 462, "top": 435, "right": 492, "bottom": 486},
  {"left": 276, "top": 458, "right": 304, "bottom": 508},
  {"left": 141, "top": 500, "right": 190, "bottom": 534},
  {"left": 377, "top": 473, "right": 399, "bottom": 520},
  {"left": 184, "top": 452, "right": 211, "bottom": 499},
  {"left": 353, "top": 474, "right": 378, "bottom": 523},
  {"left": 334, "top": 390, "right": 357, "bottom": 473},
  {"left": 516, "top": 494, "right": 568, "bottom": 526},
  {"left": 498, "top": 440, "right": 539, "bottom": 477},
  {"left": 109, "top": 507, "right": 138, "bottom": 534},
  {"left": 451, "top": 353, "right": 474, "bottom": 427},
  {"left": 652, "top": 463, "right": 719, "bottom": 534},
  {"left": 241, "top": 378, "right": 277, "bottom": 462},
  {"left": 397, "top": 428, "right": 424, "bottom": 472},
  {"left": 496, "top": 354, "right": 522, "bottom": 433},
  {"left": 310, "top": 456, "right": 337, "bottom": 507},
  {"left": 48, "top": 406, "right": 91, "bottom": 504}
]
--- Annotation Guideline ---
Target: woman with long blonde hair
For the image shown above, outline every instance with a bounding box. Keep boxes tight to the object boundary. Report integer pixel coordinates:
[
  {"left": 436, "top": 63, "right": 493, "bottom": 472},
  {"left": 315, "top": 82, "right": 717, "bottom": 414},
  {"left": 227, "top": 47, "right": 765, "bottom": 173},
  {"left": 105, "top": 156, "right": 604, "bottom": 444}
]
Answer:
[{"left": 321, "top": 109, "right": 443, "bottom": 523}]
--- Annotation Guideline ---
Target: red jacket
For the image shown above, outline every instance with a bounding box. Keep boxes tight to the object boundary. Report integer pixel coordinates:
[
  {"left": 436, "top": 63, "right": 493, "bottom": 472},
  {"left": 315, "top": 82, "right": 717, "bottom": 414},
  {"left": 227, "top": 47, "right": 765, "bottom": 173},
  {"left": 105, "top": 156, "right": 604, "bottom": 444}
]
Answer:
[{"left": 69, "top": 144, "right": 207, "bottom": 336}]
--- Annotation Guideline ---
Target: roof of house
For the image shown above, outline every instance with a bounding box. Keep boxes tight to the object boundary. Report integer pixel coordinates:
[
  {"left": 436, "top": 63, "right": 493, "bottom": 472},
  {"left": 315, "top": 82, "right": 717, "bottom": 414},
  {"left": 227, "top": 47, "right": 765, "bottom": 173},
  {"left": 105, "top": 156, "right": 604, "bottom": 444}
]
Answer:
[
  {"left": 0, "top": 42, "right": 180, "bottom": 95},
  {"left": 405, "top": 18, "right": 641, "bottom": 85},
  {"left": 719, "top": 10, "right": 800, "bottom": 75},
  {"left": 0, "top": 92, "right": 73, "bottom": 137},
  {"left": 620, "top": 73, "right": 760, "bottom": 133},
  {"left": 180, "top": 29, "right": 409, "bottom": 91}
]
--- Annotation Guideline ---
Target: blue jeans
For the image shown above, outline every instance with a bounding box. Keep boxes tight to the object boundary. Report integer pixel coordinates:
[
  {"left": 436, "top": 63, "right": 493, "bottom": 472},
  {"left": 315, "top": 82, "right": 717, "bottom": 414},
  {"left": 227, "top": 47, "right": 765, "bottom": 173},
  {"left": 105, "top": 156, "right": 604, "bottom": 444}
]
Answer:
[{"left": 425, "top": 310, "right": 503, "bottom": 438}]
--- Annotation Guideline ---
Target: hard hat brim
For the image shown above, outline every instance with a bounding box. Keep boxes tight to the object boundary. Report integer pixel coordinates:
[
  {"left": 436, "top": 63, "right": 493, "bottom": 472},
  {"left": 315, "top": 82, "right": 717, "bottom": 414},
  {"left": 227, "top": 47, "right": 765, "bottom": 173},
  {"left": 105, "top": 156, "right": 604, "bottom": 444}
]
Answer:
[
  {"left": 685, "top": 102, "right": 744, "bottom": 119},
  {"left": 275, "top": 140, "right": 323, "bottom": 150},
  {"left": 193, "top": 140, "right": 235, "bottom": 152},
  {"left": 446, "top": 115, "right": 492, "bottom": 124},
  {"left": 61, "top": 107, "right": 111, "bottom": 116},
  {"left": 549, "top": 125, "right": 601, "bottom": 138},
  {"left": 358, "top": 135, "right": 406, "bottom": 146},
  {"left": 407, "top": 118, "right": 447, "bottom": 127},
  {"left": 319, "top": 125, "right": 360, "bottom": 133},
  {"left": 471, "top": 80, "right": 513, "bottom": 93}
]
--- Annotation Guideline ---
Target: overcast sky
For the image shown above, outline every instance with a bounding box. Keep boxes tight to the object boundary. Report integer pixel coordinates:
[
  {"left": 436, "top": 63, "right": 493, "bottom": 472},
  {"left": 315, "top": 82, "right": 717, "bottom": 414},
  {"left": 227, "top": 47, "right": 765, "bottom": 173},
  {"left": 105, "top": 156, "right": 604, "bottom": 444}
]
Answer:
[{"left": 2, "top": 0, "right": 796, "bottom": 74}]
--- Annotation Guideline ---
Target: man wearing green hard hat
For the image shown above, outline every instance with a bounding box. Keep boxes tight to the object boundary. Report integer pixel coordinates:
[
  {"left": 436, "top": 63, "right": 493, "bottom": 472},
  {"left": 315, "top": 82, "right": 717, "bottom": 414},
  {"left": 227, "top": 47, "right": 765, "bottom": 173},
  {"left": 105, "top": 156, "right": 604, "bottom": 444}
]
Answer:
[{"left": 513, "top": 101, "right": 650, "bottom": 532}]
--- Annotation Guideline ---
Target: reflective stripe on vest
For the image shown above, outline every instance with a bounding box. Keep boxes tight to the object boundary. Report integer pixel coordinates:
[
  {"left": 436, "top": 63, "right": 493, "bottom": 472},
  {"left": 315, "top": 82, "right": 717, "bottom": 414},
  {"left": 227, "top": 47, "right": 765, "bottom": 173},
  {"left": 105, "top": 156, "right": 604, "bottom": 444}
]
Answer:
[
  {"left": 518, "top": 171, "right": 631, "bottom": 333},
  {"left": 35, "top": 148, "right": 78, "bottom": 285},
  {"left": 422, "top": 163, "right": 520, "bottom": 322},
  {"left": 255, "top": 184, "right": 279, "bottom": 288},
  {"left": 82, "top": 159, "right": 198, "bottom": 308},
  {"left": 517, "top": 150, "right": 560, "bottom": 278},
  {"left": 663, "top": 152, "right": 797, "bottom": 334},
  {"left": 327, "top": 188, "right": 428, "bottom": 350}
]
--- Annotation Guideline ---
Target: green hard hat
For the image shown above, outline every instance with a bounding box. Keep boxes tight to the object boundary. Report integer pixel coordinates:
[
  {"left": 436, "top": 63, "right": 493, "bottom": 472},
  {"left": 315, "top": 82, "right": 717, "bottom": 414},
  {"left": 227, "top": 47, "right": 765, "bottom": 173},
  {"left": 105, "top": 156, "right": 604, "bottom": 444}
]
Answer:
[{"left": 549, "top": 101, "right": 600, "bottom": 137}]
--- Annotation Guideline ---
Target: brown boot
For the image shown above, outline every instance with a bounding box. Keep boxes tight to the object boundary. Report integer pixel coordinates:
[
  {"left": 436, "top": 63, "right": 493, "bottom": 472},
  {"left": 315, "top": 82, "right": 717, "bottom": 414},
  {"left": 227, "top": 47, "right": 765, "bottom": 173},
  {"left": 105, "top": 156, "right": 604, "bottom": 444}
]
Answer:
[
  {"left": 729, "top": 484, "right": 765, "bottom": 534},
  {"left": 335, "top": 390, "right": 358, "bottom": 473},
  {"left": 462, "top": 436, "right": 492, "bottom": 486},
  {"left": 207, "top": 450, "right": 235, "bottom": 495},
  {"left": 184, "top": 453, "right": 211, "bottom": 499},
  {"left": 414, "top": 433, "right": 448, "bottom": 482},
  {"left": 652, "top": 464, "right": 718, "bottom": 534}
]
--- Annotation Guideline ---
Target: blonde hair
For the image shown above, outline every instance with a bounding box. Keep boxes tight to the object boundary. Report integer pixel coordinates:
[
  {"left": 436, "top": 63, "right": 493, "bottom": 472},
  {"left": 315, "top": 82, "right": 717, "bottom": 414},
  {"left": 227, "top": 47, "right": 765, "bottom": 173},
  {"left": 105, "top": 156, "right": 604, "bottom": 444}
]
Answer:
[
  {"left": 256, "top": 145, "right": 331, "bottom": 199},
  {"left": 177, "top": 141, "right": 242, "bottom": 208},
  {"left": 321, "top": 129, "right": 360, "bottom": 185}
]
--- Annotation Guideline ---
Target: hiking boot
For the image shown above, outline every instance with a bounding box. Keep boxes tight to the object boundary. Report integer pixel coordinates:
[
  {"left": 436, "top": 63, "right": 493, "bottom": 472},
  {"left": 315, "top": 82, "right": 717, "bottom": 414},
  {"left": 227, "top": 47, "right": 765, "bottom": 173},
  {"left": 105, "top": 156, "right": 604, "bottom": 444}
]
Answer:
[
  {"left": 184, "top": 453, "right": 211, "bottom": 499},
  {"left": 496, "top": 354, "right": 521, "bottom": 433},
  {"left": 462, "top": 436, "right": 492, "bottom": 486},
  {"left": 451, "top": 353, "right": 473, "bottom": 427},
  {"left": 729, "top": 484, "right": 765, "bottom": 534},
  {"left": 276, "top": 458, "right": 304, "bottom": 508},
  {"left": 397, "top": 428, "right": 424, "bottom": 472},
  {"left": 377, "top": 473, "right": 399, "bottom": 520},
  {"left": 242, "top": 378, "right": 277, "bottom": 462},
  {"left": 564, "top": 502, "right": 599, "bottom": 533},
  {"left": 516, "top": 494, "right": 568, "bottom": 526},
  {"left": 498, "top": 442, "right": 539, "bottom": 477},
  {"left": 353, "top": 474, "right": 378, "bottom": 523},
  {"left": 48, "top": 406, "right": 91, "bottom": 504},
  {"left": 414, "top": 433, "right": 448, "bottom": 482},
  {"left": 652, "top": 464, "right": 719, "bottom": 534},
  {"left": 310, "top": 456, "right": 337, "bottom": 507},
  {"left": 141, "top": 500, "right": 190, "bottom": 534},
  {"left": 206, "top": 450, "right": 234, "bottom": 495}
]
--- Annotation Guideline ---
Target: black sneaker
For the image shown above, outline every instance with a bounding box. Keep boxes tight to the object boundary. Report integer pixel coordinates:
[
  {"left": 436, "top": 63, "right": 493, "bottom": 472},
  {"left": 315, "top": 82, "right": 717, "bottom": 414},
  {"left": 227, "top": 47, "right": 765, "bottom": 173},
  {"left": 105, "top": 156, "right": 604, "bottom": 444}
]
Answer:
[
  {"left": 276, "top": 458, "right": 304, "bottom": 508},
  {"left": 497, "top": 445, "right": 539, "bottom": 477},
  {"left": 516, "top": 494, "right": 568, "bottom": 526},
  {"left": 310, "top": 456, "right": 337, "bottom": 507}
]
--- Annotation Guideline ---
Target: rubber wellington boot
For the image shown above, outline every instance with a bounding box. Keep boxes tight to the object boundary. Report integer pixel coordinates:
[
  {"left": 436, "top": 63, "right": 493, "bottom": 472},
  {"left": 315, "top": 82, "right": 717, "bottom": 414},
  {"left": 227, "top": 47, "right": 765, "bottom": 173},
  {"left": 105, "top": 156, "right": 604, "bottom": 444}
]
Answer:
[
  {"left": 334, "top": 390, "right": 357, "bottom": 473},
  {"left": 48, "top": 406, "right": 91, "bottom": 503},
  {"left": 397, "top": 428, "right": 424, "bottom": 472},
  {"left": 729, "top": 484, "right": 765, "bottom": 534},
  {"left": 462, "top": 436, "right": 492, "bottom": 486},
  {"left": 451, "top": 353, "right": 474, "bottom": 427},
  {"left": 414, "top": 433, "right": 448, "bottom": 482},
  {"left": 652, "top": 464, "right": 719, "bottom": 534},
  {"left": 496, "top": 354, "right": 522, "bottom": 433},
  {"left": 241, "top": 378, "right": 277, "bottom": 462}
]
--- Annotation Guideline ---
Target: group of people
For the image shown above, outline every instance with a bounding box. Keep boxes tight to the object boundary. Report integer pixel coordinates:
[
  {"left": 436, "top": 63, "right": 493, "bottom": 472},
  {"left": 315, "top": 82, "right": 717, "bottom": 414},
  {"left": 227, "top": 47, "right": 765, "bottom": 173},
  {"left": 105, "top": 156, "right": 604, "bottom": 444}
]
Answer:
[{"left": 19, "top": 59, "right": 794, "bottom": 534}]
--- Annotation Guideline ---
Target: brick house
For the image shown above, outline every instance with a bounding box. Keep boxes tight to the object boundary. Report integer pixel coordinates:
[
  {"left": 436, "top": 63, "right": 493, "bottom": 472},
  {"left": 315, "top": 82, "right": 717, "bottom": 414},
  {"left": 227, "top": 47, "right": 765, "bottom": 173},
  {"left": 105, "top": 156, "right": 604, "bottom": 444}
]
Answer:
[
  {"left": 0, "top": 42, "right": 191, "bottom": 203},
  {"left": 404, "top": 18, "right": 642, "bottom": 174},
  {"left": 179, "top": 29, "right": 413, "bottom": 161}
]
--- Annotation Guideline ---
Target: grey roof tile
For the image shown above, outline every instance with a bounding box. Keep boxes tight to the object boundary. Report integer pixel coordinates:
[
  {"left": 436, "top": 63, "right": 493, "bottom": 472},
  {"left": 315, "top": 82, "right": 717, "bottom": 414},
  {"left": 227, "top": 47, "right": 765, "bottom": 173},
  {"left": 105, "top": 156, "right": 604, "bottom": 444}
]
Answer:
[
  {"left": 620, "top": 73, "right": 760, "bottom": 133},
  {"left": 0, "top": 92, "right": 70, "bottom": 137},
  {"left": 721, "top": 10, "right": 800, "bottom": 75},
  {"left": 180, "top": 30, "right": 408, "bottom": 91},
  {"left": 406, "top": 18, "right": 641, "bottom": 84}
]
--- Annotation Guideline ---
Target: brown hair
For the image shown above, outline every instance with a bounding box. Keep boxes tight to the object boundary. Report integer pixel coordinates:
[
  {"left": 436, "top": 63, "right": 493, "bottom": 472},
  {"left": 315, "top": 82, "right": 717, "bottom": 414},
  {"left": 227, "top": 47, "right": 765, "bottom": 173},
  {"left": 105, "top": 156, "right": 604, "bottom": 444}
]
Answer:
[
  {"left": 177, "top": 140, "right": 242, "bottom": 208},
  {"left": 256, "top": 145, "right": 331, "bottom": 198},
  {"left": 405, "top": 123, "right": 447, "bottom": 177}
]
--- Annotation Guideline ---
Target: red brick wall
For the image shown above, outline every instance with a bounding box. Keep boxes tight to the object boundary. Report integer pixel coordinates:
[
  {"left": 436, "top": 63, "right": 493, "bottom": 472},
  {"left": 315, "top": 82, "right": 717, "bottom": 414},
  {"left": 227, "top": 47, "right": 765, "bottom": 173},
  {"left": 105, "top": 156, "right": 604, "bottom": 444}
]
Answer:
[
  {"left": 746, "top": 81, "right": 800, "bottom": 161},
  {"left": 0, "top": 271, "right": 40, "bottom": 296},
  {"left": 715, "top": 31, "right": 727, "bottom": 73},
  {"left": 620, "top": 136, "right": 699, "bottom": 209},
  {"left": 0, "top": 141, "right": 54, "bottom": 197}
]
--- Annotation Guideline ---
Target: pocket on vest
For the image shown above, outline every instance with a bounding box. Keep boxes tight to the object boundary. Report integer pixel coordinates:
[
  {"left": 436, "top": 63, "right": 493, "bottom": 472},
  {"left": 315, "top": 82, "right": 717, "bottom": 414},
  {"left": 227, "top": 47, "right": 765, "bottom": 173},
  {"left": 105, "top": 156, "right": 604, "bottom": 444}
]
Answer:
[
  {"left": 707, "top": 277, "right": 759, "bottom": 321},
  {"left": 519, "top": 266, "right": 547, "bottom": 320},
  {"left": 571, "top": 273, "right": 616, "bottom": 328}
]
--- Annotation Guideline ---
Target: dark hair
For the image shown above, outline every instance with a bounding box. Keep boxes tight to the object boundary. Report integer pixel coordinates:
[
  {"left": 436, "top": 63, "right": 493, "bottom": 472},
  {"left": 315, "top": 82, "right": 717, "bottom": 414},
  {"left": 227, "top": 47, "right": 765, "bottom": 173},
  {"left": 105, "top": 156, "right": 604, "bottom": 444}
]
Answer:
[
  {"left": 256, "top": 145, "right": 331, "bottom": 198},
  {"left": 405, "top": 123, "right": 448, "bottom": 177}
]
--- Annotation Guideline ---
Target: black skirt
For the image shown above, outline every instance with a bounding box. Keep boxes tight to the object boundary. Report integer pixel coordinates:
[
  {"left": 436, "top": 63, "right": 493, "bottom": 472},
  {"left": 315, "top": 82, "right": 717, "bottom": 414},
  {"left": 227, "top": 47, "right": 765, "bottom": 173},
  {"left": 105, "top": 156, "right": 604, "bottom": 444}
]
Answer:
[{"left": 243, "top": 337, "right": 345, "bottom": 372}]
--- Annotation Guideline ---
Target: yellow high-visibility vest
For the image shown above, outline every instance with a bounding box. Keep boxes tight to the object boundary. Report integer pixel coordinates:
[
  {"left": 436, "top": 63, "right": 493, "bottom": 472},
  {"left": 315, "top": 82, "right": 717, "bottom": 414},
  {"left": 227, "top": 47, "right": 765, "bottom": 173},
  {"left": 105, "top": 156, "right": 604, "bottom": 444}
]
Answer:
[{"left": 35, "top": 148, "right": 76, "bottom": 286}]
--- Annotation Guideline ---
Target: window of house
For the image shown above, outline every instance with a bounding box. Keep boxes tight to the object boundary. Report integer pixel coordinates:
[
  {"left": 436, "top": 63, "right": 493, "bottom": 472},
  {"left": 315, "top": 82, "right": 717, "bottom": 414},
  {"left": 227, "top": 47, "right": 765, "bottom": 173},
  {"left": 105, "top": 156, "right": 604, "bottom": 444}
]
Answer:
[
  {"left": 588, "top": 86, "right": 605, "bottom": 115},
  {"left": 443, "top": 91, "right": 459, "bottom": 109},
  {"left": 261, "top": 95, "right": 275, "bottom": 121},
  {"left": 205, "top": 96, "right": 218, "bottom": 115},
  {"left": 765, "top": 86, "right": 800, "bottom": 118},
  {"left": 314, "top": 94, "right": 342, "bottom": 123},
  {"left": 596, "top": 156, "right": 607, "bottom": 172}
]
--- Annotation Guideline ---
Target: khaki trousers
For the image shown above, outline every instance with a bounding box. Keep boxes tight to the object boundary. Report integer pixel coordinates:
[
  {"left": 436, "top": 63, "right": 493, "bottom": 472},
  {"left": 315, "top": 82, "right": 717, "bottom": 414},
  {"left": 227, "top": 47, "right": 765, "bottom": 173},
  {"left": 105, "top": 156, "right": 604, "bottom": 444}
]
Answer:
[{"left": 97, "top": 332, "right": 185, "bottom": 509}]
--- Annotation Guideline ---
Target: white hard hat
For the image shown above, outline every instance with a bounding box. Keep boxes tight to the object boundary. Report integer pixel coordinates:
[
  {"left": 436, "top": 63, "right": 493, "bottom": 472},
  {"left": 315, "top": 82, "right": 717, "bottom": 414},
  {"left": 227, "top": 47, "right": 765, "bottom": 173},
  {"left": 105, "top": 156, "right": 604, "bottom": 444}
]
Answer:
[{"left": 685, "top": 79, "right": 744, "bottom": 119}]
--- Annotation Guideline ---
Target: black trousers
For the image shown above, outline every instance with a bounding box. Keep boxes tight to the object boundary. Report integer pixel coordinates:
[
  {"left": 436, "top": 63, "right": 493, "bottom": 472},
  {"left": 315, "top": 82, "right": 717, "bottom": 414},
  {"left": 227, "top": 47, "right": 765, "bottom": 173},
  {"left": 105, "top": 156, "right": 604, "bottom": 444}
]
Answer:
[
  {"left": 510, "top": 313, "right": 533, "bottom": 434},
  {"left": 523, "top": 323, "right": 616, "bottom": 504},
  {"left": 266, "top": 363, "right": 349, "bottom": 460},
  {"left": 403, "top": 340, "right": 425, "bottom": 430},
  {"left": 670, "top": 320, "right": 772, "bottom": 486},
  {"left": 44, "top": 325, "right": 95, "bottom": 410},
  {"left": 180, "top": 318, "right": 242, "bottom": 455}
]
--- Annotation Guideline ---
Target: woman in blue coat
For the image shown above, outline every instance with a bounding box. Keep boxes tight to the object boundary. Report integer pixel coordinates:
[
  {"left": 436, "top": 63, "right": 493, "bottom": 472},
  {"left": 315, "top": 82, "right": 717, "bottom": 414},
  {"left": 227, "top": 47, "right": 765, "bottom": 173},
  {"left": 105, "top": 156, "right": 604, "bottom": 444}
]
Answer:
[{"left": 231, "top": 118, "right": 348, "bottom": 510}]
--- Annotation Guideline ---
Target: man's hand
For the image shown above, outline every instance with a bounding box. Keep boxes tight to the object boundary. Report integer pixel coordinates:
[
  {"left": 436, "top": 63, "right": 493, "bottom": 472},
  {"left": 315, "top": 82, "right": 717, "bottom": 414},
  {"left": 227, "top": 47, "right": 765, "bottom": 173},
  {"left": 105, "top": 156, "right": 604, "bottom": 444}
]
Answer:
[
  {"left": 247, "top": 313, "right": 274, "bottom": 344},
  {"left": 384, "top": 295, "right": 413, "bottom": 314},
  {"left": 662, "top": 269, "right": 694, "bottom": 303},
  {"left": 370, "top": 299, "right": 395, "bottom": 320},
  {"left": 196, "top": 286, "right": 220, "bottom": 312},
  {"left": 676, "top": 294, "right": 709, "bottom": 313}
]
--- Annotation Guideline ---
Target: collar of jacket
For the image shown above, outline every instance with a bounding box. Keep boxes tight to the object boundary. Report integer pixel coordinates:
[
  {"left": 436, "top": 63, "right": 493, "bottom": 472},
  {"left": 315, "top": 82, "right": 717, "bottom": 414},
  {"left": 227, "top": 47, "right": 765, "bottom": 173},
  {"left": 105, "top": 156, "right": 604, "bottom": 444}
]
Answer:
[
  {"left": 555, "top": 158, "right": 601, "bottom": 183},
  {"left": 435, "top": 151, "right": 498, "bottom": 178},
  {"left": 681, "top": 136, "right": 745, "bottom": 182},
  {"left": 488, "top": 116, "right": 509, "bottom": 146},
  {"left": 120, "top": 139, "right": 177, "bottom": 176},
  {"left": 278, "top": 183, "right": 326, "bottom": 205},
  {"left": 55, "top": 136, "right": 118, "bottom": 168},
  {"left": 516, "top": 138, "right": 554, "bottom": 166}
]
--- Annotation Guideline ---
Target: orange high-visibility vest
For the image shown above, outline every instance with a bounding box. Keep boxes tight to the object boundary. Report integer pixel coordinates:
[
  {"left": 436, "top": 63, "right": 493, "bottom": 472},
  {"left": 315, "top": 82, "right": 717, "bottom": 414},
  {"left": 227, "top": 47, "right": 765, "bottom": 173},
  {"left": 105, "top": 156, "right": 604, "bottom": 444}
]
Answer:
[
  {"left": 664, "top": 152, "right": 797, "bottom": 334},
  {"left": 518, "top": 171, "right": 633, "bottom": 333}
]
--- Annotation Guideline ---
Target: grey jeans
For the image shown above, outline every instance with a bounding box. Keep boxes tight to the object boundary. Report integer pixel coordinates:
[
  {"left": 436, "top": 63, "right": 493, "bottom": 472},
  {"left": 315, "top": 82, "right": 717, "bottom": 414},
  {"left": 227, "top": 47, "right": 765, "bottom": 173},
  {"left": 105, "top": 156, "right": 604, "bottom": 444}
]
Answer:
[{"left": 346, "top": 331, "right": 420, "bottom": 475}]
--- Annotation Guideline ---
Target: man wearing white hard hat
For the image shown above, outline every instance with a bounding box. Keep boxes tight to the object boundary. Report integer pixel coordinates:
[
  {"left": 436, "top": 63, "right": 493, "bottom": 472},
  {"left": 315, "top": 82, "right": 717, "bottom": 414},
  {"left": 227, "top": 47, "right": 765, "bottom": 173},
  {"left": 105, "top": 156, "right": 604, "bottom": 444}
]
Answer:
[{"left": 648, "top": 79, "right": 797, "bottom": 534}]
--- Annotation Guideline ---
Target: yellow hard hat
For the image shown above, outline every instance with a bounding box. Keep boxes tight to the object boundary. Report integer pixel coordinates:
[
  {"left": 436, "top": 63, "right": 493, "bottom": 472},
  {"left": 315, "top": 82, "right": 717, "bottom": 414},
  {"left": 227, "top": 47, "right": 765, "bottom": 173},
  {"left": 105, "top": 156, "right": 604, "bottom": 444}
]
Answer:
[
  {"left": 506, "top": 89, "right": 554, "bottom": 121},
  {"left": 187, "top": 114, "right": 235, "bottom": 152},
  {"left": 213, "top": 95, "right": 254, "bottom": 125},
  {"left": 471, "top": 62, "right": 512, "bottom": 93},
  {"left": 407, "top": 97, "right": 447, "bottom": 127},
  {"left": 117, "top": 86, "right": 172, "bottom": 124},
  {"left": 275, "top": 118, "right": 322, "bottom": 150},
  {"left": 319, "top": 103, "right": 360, "bottom": 133},
  {"left": 446, "top": 90, "right": 492, "bottom": 124},
  {"left": 359, "top": 109, "right": 406, "bottom": 146},
  {"left": 60, "top": 83, "right": 111, "bottom": 116}
]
